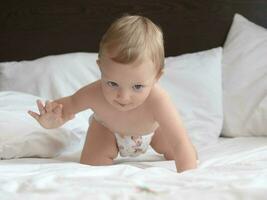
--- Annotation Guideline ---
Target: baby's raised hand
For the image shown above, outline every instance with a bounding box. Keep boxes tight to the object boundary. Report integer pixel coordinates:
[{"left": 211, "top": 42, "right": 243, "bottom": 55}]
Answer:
[{"left": 28, "top": 100, "right": 74, "bottom": 129}]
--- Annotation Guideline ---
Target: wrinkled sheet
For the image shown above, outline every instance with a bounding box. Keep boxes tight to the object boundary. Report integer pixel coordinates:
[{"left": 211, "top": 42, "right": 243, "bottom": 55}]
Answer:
[{"left": 0, "top": 137, "right": 267, "bottom": 200}]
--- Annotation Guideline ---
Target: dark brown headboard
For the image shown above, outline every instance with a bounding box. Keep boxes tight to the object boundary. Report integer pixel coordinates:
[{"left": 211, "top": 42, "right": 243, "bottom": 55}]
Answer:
[{"left": 1, "top": 0, "right": 267, "bottom": 62}]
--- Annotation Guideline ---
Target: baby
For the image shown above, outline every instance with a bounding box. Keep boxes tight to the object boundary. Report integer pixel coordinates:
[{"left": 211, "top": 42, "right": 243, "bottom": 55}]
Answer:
[{"left": 28, "top": 15, "right": 197, "bottom": 172}]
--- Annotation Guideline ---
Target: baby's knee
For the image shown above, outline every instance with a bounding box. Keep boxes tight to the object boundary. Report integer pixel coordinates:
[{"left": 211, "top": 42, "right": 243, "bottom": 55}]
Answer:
[{"left": 163, "top": 151, "right": 174, "bottom": 160}]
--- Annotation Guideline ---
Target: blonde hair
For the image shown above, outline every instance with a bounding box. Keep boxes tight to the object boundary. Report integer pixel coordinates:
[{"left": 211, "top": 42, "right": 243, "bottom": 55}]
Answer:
[{"left": 98, "top": 15, "right": 165, "bottom": 71}]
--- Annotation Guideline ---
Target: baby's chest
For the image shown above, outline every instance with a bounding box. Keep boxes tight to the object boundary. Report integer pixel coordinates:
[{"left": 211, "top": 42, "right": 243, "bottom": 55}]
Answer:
[{"left": 95, "top": 110, "right": 158, "bottom": 136}]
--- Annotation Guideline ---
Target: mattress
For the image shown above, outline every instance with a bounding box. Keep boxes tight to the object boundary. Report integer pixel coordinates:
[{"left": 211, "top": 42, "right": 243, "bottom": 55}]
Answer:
[{"left": 1, "top": 137, "right": 267, "bottom": 200}]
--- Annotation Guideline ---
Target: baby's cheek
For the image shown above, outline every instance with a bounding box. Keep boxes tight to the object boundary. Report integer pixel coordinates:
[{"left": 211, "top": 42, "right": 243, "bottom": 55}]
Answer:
[
  {"left": 142, "top": 89, "right": 152, "bottom": 99},
  {"left": 102, "top": 88, "right": 115, "bottom": 101},
  {"left": 135, "top": 92, "right": 149, "bottom": 103}
]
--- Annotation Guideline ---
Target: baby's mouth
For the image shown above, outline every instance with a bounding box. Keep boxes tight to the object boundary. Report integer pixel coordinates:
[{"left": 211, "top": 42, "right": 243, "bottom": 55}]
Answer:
[{"left": 115, "top": 101, "right": 129, "bottom": 107}]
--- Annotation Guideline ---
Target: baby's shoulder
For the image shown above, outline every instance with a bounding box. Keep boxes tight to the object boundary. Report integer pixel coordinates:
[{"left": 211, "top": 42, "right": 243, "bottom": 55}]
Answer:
[
  {"left": 87, "top": 80, "right": 104, "bottom": 100},
  {"left": 86, "top": 80, "right": 102, "bottom": 92},
  {"left": 75, "top": 80, "right": 103, "bottom": 105},
  {"left": 147, "top": 84, "right": 171, "bottom": 107},
  {"left": 78, "top": 80, "right": 101, "bottom": 97},
  {"left": 146, "top": 84, "right": 177, "bottom": 119}
]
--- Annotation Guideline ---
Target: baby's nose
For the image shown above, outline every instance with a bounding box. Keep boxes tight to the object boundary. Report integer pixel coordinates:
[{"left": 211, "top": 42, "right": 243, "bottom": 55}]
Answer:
[{"left": 117, "top": 89, "right": 131, "bottom": 103}]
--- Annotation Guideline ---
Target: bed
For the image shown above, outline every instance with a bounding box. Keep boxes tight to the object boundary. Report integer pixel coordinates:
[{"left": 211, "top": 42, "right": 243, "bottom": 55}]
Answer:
[{"left": 1, "top": 1, "right": 267, "bottom": 199}]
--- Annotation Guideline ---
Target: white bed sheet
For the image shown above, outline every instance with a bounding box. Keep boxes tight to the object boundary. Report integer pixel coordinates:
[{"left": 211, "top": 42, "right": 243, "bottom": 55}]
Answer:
[{"left": 0, "top": 137, "right": 267, "bottom": 200}]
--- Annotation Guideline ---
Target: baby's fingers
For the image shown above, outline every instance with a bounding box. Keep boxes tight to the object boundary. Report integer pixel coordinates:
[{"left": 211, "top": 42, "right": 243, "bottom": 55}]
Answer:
[
  {"left": 37, "top": 100, "right": 46, "bottom": 115},
  {"left": 45, "top": 100, "right": 53, "bottom": 112},
  {"left": 28, "top": 110, "right": 40, "bottom": 121}
]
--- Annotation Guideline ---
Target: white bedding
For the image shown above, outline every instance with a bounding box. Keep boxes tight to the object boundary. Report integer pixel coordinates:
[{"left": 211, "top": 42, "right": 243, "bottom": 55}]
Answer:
[
  {"left": 1, "top": 137, "right": 267, "bottom": 200},
  {"left": 0, "top": 13, "right": 266, "bottom": 200}
]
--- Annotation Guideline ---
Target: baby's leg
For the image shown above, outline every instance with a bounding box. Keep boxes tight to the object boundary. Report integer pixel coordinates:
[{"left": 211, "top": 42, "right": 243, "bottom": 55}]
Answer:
[
  {"left": 150, "top": 127, "right": 174, "bottom": 160},
  {"left": 80, "top": 117, "right": 118, "bottom": 165}
]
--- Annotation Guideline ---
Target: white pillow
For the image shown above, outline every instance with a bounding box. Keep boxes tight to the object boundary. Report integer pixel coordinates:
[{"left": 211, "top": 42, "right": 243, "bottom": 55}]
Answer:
[
  {"left": 0, "top": 91, "right": 87, "bottom": 159},
  {"left": 160, "top": 47, "right": 223, "bottom": 150},
  {"left": 0, "top": 52, "right": 100, "bottom": 100},
  {"left": 222, "top": 14, "right": 267, "bottom": 137}
]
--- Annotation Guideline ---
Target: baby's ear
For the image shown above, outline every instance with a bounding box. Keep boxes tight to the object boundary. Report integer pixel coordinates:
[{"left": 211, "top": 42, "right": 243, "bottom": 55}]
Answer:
[
  {"left": 96, "top": 59, "right": 100, "bottom": 66},
  {"left": 155, "top": 68, "right": 164, "bottom": 80}
]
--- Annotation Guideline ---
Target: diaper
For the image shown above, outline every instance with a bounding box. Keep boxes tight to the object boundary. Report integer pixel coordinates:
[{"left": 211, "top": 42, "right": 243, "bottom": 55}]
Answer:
[
  {"left": 114, "top": 132, "right": 154, "bottom": 157},
  {"left": 89, "top": 114, "right": 154, "bottom": 157}
]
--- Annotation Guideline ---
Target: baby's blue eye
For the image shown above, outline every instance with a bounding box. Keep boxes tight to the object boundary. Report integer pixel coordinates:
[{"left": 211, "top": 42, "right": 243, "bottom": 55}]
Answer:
[
  {"left": 107, "top": 81, "right": 118, "bottom": 87},
  {"left": 133, "top": 84, "right": 144, "bottom": 91}
]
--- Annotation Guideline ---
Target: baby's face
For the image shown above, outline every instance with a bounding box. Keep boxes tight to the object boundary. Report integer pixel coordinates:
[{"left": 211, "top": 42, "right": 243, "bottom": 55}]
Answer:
[{"left": 97, "top": 56, "right": 159, "bottom": 112}]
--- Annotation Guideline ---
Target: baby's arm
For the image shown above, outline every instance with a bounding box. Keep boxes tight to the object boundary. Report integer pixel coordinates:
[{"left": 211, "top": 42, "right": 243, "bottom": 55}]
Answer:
[
  {"left": 151, "top": 89, "right": 197, "bottom": 172},
  {"left": 54, "top": 83, "right": 96, "bottom": 117}
]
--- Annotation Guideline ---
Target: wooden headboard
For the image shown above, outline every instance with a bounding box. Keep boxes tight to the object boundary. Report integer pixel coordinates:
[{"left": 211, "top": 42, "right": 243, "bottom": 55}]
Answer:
[{"left": 1, "top": 0, "right": 267, "bottom": 62}]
